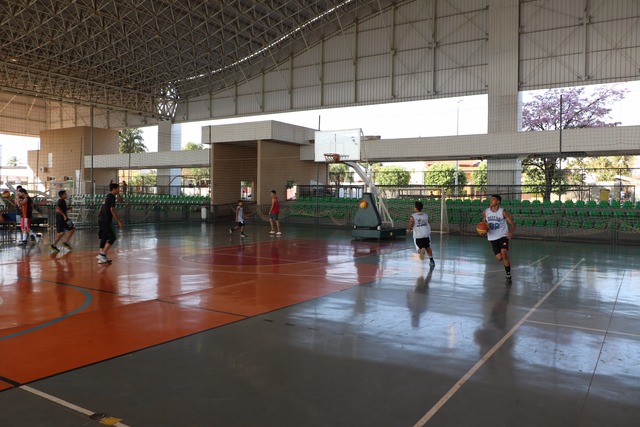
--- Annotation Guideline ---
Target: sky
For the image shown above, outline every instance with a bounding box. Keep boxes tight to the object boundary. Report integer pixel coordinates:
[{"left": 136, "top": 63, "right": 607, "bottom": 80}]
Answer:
[{"left": 2, "top": 81, "right": 640, "bottom": 165}]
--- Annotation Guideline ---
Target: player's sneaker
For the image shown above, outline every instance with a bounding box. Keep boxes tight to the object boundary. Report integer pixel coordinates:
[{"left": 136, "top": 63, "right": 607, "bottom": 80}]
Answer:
[
  {"left": 429, "top": 258, "right": 435, "bottom": 268},
  {"left": 419, "top": 248, "right": 426, "bottom": 260},
  {"left": 506, "top": 273, "right": 512, "bottom": 283},
  {"left": 50, "top": 244, "right": 60, "bottom": 253},
  {"left": 62, "top": 242, "right": 72, "bottom": 250},
  {"left": 276, "top": 231, "right": 282, "bottom": 236},
  {"left": 269, "top": 230, "right": 276, "bottom": 234},
  {"left": 241, "top": 233, "right": 247, "bottom": 238},
  {"left": 96, "top": 253, "right": 112, "bottom": 264},
  {"left": 228, "top": 228, "right": 233, "bottom": 235}
]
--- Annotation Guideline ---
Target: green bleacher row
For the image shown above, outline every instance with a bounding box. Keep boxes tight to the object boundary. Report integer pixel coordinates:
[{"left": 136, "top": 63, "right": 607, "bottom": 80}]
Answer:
[
  {"left": 73, "top": 194, "right": 210, "bottom": 205},
  {"left": 290, "top": 197, "right": 442, "bottom": 222},
  {"left": 448, "top": 198, "right": 640, "bottom": 231},
  {"left": 290, "top": 196, "right": 640, "bottom": 231}
]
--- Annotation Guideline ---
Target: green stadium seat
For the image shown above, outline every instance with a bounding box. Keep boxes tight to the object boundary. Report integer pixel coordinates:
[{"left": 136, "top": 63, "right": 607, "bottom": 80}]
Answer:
[
  {"left": 594, "top": 221, "right": 607, "bottom": 230},
  {"left": 619, "top": 222, "right": 634, "bottom": 231},
  {"left": 581, "top": 220, "right": 594, "bottom": 229},
  {"left": 601, "top": 210, "right": 613, "bottom": 219},
  {"left": 586, "top": 200, "right": 597, "bottom": 208}
]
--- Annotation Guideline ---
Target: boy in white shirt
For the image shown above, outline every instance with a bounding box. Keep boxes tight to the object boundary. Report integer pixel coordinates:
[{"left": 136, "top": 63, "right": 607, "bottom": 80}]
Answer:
[
  {"left": 407, "top": 201, "right": 435, "bottom": 267},
  {"left": 229, "top": 200, "right": 247, "bottom": 238}
]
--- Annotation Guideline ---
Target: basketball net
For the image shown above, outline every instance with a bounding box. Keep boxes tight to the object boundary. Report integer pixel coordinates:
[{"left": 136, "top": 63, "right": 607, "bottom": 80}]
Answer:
[{"left": 323, "top": 153, "right": 341, "bottom": 163}]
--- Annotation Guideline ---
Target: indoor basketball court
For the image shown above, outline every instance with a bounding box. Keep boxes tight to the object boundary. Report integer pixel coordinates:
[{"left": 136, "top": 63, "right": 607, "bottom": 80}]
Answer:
[{"left": 0, "top": 223, "right": 638, "bottom": 426}]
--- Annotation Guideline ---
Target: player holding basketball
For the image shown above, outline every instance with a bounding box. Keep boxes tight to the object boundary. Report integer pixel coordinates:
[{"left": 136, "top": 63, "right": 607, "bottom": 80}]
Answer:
[
  {"left": 407, "top": 201, "right": 436, "bottom": 267},
  {"left": 482, "top": 194, "right": 516, "bottom": 283}
]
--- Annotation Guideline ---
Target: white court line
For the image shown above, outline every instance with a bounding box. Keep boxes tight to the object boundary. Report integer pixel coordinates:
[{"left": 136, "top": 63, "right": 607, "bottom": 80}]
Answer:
[
  {"left": 20, "top": 385, "right": 131, "bottom": 427},
  {"left": 413, "top": 258, "right": 585, "bottom": 426}
]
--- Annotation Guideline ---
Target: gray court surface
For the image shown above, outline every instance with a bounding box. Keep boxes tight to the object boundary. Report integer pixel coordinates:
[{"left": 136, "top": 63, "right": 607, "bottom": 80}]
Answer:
[{"left": 0, "top": 223, "right": 638, "bottom": 427}]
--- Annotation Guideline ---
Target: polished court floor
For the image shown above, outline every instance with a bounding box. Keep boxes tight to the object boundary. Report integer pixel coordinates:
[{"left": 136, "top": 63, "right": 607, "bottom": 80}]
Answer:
[{"left": 0, "top": 222, "right": 638, "bottom": 426}]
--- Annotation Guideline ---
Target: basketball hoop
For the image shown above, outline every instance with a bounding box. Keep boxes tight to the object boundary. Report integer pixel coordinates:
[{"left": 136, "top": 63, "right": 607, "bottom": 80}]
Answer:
[{"left": 324, "top": 153, "right": 341, "bottom": 163}]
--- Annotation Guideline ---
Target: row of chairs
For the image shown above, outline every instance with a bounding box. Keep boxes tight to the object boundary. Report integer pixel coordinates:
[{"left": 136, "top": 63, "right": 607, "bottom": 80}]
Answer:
[
  {"left": 447, "top": 198, "right": 639, "bottom": 210},
  {"left": 73, "top": 194, "right": 209, "bottom": 205}
]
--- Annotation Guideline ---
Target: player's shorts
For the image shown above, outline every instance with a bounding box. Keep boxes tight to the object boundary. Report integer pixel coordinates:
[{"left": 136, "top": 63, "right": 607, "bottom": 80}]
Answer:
[
  {"left": 270, "top": 214, "right": 279, "bottom": 221},
  {"left": 56, "top": 214, "right": 74, "bottom": 233},
  {"left": 98, "top": 221, "right": 116, "bottom": 243},
  {"left": 490, "top": 237, "right": 509, "bottom": 255},
  {"left": 237, "top": 221, "right": 245, "bottom": 227},
  {"left": 20, "top": 217, "right": 31, "bottom": 230},
  {"left": 415, "top": 237, "right": 431, "bottom": 250}
]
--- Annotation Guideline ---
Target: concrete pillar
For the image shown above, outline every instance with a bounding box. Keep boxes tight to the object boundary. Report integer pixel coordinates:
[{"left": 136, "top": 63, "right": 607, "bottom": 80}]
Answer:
[
  {"left": 157, "top": 121, "right": 181, "bottom": 195},
  {"left": 487, "top": 158, "right": 522, "bottom": 200},
  {"left": 486, "top": 0, "right": 521, "bottom": 190}
]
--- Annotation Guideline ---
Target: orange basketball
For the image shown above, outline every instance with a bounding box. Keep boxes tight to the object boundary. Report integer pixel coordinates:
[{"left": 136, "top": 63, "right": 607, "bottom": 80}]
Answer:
[
  {"left": 359, "top": 200, "right": 368, "bottom": 209},
  {"left": 476, "top": 222, "right": 489, "bottom": 236},
  {"left": 1, "top": 190, "right": 10, "bottom": 198}
]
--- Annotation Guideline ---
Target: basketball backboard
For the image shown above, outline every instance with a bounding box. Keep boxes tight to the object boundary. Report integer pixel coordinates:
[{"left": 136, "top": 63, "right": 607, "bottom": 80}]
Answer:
[{"left": 314, "top": 129, "right": 362, "bottom": 162}]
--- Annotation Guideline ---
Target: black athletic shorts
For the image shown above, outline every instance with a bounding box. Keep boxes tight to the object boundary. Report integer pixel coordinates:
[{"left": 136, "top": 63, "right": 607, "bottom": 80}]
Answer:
[
  {"left": 490, "top": 237, "right": 509, "bottom": 255},
  {"left": 415, "top": 237, "right": 431, "bottom": 250}
]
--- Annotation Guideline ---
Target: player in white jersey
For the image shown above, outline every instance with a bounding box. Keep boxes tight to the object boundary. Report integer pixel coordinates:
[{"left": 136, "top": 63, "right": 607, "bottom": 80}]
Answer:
[
  {"left": 407, "top": 201, "right": 435, "bottom": 267},
  {"left": 229, "top": 200, "right": 247, "bottom": 238},
  {"left": 482, "top": 194, "right": 516, "bottom": 283}
]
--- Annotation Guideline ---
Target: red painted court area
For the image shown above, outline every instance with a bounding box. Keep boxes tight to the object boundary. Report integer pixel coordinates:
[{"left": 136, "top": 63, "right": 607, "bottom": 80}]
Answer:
[{"left": 0, "top": 238, "right": 392, "bottom": 389}]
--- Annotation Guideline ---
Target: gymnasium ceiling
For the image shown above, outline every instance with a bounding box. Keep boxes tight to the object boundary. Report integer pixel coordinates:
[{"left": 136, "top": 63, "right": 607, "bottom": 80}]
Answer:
[{"left": 0, "top": 0, "right": 396, "bottom": 119}]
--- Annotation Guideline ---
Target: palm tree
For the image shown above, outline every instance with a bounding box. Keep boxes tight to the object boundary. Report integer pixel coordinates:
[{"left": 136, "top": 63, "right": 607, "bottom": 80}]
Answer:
[
  {"left": 119, "top": 128, "right": 147, "bottom": 154},
  {"left": 6, "top": 156, "right": 21, "bottom": 166},
  {"left": 119, "top": 128, "right": 147, "bottom": 189}
]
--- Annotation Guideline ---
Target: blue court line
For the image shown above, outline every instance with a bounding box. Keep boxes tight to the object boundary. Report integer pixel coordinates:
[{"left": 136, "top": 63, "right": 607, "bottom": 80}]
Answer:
[{"left": 0, "top": 285, "right": 93, "bottom": 341}]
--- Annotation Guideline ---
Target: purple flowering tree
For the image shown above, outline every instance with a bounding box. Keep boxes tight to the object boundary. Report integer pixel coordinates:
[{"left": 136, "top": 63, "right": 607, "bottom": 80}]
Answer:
[{"left": 521, "top": 86, "right": 627, "bottom": 201}]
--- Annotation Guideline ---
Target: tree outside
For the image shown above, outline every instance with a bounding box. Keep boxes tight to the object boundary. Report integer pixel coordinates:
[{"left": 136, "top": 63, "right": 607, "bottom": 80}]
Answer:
[
  {"left": 374, "top": 165, "right": 411, "bottom": 186},
  {"left": 328, "top": 163, "right": 354, "bottom": 186},
  {"left": 521, "top": 86, "right": 627, "bottom": 201},
  {"left": 119, "top": 128, "right": 147, "bottom": 154},
  {"left": 182, "top": 141, "right": 210, "bottom": 186},
  {"left": 424, "top": 163, "right": 467, "bottom": 191},
  {"left": 471, "top": 161, "right": 487, "bottom": 191},
  {"left": 6, "top": 156, "right": 22, "bottom": 166},
  {"left": 129, "top": 172, "right": 157, "bottom": 188},
  {"left": 565, "top": 156, "right": 632, "bottom": 184}
]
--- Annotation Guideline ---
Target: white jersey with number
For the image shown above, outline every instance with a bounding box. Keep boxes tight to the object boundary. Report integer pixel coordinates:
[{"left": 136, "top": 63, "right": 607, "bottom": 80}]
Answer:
[
  {"left": 411, "top": 212, "right": 431, "bottom": 239},
  {"left": 236, "top": 205, "right": 245, "bottom": 222},
  {"left": 484, "top": 207, "right": 508, "bottom": 241}
]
